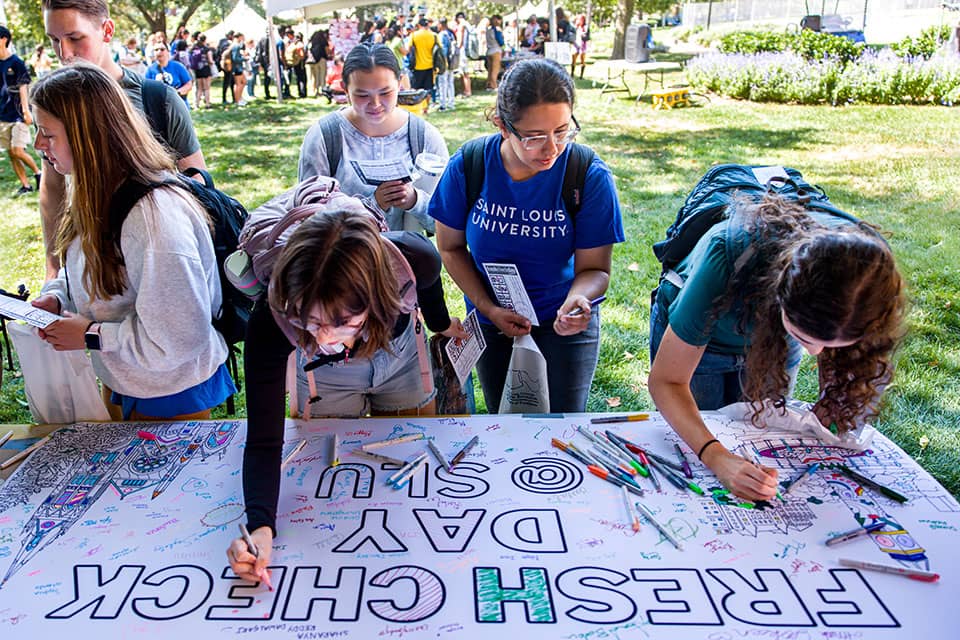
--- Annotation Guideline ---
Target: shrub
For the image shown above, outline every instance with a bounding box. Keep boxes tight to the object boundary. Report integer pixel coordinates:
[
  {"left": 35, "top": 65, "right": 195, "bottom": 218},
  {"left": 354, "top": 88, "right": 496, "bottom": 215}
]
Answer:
[
  {"left": 891, "top": 25, "right": 953, "bottom": 60},
  {"left": 717, "top": 29, "right": 865, "bottom": 64},
  {"left": 718, "top": 30, "right": 788, "bottom": 55},
  {"left": 687, "top": 49, "right": 960, "bottom": 106}
]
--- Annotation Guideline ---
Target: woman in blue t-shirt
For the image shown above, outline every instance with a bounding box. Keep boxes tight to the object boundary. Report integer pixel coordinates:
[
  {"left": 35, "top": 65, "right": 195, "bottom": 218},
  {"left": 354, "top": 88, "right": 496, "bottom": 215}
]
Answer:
[
  {"left": 430, "top": 58, "right": 624, "bottom": 413},
  {"left": 648, "top": 196, "right": 906, "bottom": 501}
]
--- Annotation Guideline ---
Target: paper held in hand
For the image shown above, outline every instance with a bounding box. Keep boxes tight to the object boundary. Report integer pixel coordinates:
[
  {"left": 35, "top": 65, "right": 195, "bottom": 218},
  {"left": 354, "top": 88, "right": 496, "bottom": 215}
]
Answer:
[
  {"left": 0, "top": 296, "right": 62, "bottom": 329},
  {"left": 444, "top": 310, "right": 487, "bottom": 387},
  {"left": 349, "top": 158, "right": 413, "bottom": 185},
  {"left": 482, "top": 262, "right": 539, "bottom": 326}
]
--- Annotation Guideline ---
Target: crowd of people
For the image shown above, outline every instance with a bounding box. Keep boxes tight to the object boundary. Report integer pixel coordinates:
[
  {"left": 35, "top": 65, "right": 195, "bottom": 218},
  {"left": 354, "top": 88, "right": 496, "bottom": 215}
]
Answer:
[{"left": 10, "top": 1, "right": 908, "bottom": 589}]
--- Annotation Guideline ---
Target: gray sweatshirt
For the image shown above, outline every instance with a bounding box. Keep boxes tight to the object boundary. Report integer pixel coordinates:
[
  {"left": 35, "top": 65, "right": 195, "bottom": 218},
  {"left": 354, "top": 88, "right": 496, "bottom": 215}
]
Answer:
[
  {"left": 297, "top": 109, "right": 448, "bottom": 233},
  {"left": 41, "top": 185, "right": 228, "bottom": 398}
]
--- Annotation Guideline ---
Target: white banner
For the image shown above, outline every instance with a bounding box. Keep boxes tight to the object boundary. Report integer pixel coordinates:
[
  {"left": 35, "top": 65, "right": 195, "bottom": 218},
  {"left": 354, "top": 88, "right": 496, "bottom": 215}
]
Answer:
[{"left": 0, "top": 413, "right": 957, "bottom": 637}]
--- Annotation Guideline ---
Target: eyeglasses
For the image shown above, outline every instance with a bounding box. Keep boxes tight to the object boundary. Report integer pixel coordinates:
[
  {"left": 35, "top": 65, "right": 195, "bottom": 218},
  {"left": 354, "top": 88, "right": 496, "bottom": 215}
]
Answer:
[
  {"left": 504, "top": 115, "right": 580, "bottom": 151},
  {"left": 288, "top": 315, "right": 366, "bottom": 335}
]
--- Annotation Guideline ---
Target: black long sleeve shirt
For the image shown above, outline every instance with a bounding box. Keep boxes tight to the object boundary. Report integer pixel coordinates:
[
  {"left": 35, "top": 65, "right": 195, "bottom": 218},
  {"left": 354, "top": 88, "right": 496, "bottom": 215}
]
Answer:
[{"left": 242, "top": 231, "right": 452, "bottom": 535}]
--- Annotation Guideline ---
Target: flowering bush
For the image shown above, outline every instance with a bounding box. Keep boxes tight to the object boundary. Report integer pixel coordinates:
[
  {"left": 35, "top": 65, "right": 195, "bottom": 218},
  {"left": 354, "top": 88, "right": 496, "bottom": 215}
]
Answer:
[
  {"left": 687, "top": 49, "right": 960, "bottom": 106},
  {"left": 891, "top": 25, "right": 953, "bottom": 60}
]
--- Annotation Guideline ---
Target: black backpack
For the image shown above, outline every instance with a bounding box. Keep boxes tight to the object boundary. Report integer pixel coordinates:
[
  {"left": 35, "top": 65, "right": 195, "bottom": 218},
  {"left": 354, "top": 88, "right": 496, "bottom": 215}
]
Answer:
[
  {"left": 461, "top": 135, "right": 595, "bottom": 222},
  {"left": 431, "top": 35, "right": 448, "bottom": 74},
  {"left": 108, "top": 169, "right": 251, "bottom": 413},
  {"left": 653, "top": 164, "right": 862, "bottom": 275}
]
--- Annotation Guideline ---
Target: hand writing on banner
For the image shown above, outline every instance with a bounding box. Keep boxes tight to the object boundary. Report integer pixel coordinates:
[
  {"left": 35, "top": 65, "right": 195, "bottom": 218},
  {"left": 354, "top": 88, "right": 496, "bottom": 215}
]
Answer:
[
  {"left": 703, "top": 446, "right": 779, "bottom": 501},
  {"left": 486, "top": 306, "right": 531, "bottom": 337},
  {"left": 227, "top": 525, "right": 274, "bottom": 587}
]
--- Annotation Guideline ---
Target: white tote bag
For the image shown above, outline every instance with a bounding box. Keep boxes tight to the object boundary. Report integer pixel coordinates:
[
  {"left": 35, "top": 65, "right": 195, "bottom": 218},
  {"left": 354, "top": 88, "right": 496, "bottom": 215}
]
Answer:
[
  {"left": 8, "top": 322, "right": 110, "bottom": 424},
  {"left": 498, "top": 334, "right": 550, "bottom": 414}
]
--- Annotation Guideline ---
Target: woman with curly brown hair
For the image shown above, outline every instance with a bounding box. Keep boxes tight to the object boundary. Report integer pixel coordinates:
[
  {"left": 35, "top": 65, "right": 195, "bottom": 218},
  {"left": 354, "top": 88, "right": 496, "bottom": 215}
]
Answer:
[{"left": 648, "top": 195, "right": 906, "bottom": 501}]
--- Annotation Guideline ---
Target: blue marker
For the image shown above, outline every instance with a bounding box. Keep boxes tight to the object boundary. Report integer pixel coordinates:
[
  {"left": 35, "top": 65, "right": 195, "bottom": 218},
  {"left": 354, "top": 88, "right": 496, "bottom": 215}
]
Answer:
[{"left": 783, "top": 462, "right": 820, "bottom": 496}]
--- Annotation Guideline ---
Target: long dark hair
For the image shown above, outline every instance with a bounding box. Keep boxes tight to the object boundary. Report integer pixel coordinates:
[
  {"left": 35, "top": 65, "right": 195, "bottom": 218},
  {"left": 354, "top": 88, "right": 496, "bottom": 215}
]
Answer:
[
  {"left": 720, "top": 196, "right": 906, "bottom": 432},
  {"left": 342, "top": 42, "right": 400, "bottom": 88}
]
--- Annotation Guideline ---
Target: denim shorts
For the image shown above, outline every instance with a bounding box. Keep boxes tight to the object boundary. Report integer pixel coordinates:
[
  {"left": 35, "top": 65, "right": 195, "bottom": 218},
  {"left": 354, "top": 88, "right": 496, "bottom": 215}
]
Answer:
[
  {"left": 649, "top": 293, "right": 801, "bottom": 410},
  {"left": 294, "top": 319, "right": 435, "bottom": 417}
]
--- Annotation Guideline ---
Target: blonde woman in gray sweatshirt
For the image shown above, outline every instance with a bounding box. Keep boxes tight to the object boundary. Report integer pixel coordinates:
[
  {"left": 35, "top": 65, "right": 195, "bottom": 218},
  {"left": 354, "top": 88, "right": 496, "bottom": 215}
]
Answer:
[{"left": 30, "top": 63, "right": 235, "bottom": 421}]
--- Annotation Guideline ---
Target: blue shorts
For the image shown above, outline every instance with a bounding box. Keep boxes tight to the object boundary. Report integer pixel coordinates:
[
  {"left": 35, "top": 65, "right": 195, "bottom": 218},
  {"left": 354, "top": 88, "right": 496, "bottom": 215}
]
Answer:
[{"left": 111, "top": 363, "right": 237, "bottom": 419}]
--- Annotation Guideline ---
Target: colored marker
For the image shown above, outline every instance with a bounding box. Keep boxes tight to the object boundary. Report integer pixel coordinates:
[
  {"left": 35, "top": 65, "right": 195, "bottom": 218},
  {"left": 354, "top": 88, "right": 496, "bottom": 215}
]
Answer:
[
  {"left": 351, "top": 448, "right": 406, "bottom": 466},
  {"left": 238, "top": 523, "right": 274, "bottom": 591},
  {"left": 783, "top": 462, "right": 820, "bottom": 495},
  {"left": 602, "top": 433, "right": 651, "bottom": 478},
  {"left": 742, "top": 446, "right": 784, "bottom": 502},
  {"left": 331, "top": 434, "right": 340, "bottom": 467},
  {"left": 391, "top": 454, "right": 429, "bottom": 489},
  {"left": 674, "top": 443, "right": 693, "bottom": 479},
  {"left": 648, "top": 455, "right": 687, "bottom": 491},
  {"left": 0, "top": 435, "right": 51, "bottom": 470},
  {"left": 428, "top": 440, "right": 451, "bottom": 472},
  {"left": 588, "top": 465, "right": 644, "bottom": 496},
  {"left": 450, "top": 435, "right": 479, "bottom": 468},
  {"left": 622, "top": 485, "right": 641, "bottom": 532},
  {"left": 838, "top": 558, "right": 939, "bottom": 583},
  {"left": 590, "top": 413, "right": 650, "bottom": 424},
  {"left": 566, "top": 295, "right": 606, "bottom": 317},
  {"left": 137, "top": 429, "right": 157, "bottom": 441},
  {"left": 0, "top": 430, "right": 14, "bottom": 448},
  {"left": 280, "top": 439, "right": 308, "bottom": 470},
  {"left": 362, "top": 433, "right": 424, "bottom": 450},
  {"left": 386, "top": 453, "right": 427, "bottom": 485},
  {"left": 619, "top": 440, "right": 685, "bottom": 473},
  {"left": 830, "top": 464, "right": 909, "bottom": 503},
  {"left": 635, "top": 502, "right": 684, "bottom": 551},
  {"left": 552, "top": 438, "right": 593, "bottom": 466},
  {"left": 826, "top": 522, "right": 885, "bottom": 547}
]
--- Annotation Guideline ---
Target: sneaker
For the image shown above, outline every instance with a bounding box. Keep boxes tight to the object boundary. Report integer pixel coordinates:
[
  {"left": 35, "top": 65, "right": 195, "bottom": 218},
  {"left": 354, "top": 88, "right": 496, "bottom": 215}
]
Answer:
[
  {"left": 15, "top": 185, "right": 33, "bottom": 196},
  {"left": 34, "top": 173, "right": 41, "bottom": 190},
  {"left": 237, "top": 100, "right": 249, "bottom": 107}
]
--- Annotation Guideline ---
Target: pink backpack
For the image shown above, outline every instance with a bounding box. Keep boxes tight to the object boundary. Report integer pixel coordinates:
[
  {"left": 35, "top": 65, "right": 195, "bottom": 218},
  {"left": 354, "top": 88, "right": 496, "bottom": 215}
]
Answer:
[{"left": 226, "top": 176, "right": 433, "bottom": 413}]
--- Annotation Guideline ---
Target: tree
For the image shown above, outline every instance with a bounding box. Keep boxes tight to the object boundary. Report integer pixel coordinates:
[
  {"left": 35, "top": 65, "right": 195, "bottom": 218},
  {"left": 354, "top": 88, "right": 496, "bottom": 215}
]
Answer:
[
  {"left": 611, "top": 0, "right": 674, "bottom": 59},
  {"left": 108, "top": 1, "right": 206, "bottom": 40}
]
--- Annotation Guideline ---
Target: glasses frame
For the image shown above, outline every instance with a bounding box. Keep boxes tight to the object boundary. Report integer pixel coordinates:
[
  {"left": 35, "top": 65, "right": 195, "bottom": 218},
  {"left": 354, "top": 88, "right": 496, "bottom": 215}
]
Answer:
[
  {"left": 287, "top": 315, "right": 366, "bottom": 335},
  {"left": 503, "top": 114, "right": 581, "bottom": 151}
]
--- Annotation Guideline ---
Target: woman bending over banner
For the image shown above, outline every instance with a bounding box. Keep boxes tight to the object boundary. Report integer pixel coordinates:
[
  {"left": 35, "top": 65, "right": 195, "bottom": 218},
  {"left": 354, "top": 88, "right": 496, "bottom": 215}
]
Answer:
[
  {"left": 648, "top": 195, "right": 906, "bottom": 501},
  {"left": 429, "top": 57, "right": 624, "bottom": 413},
  {"left": 226, "top": 202, "right": 465, "bottom": 584},
  {"left": 30, "top": 63, "right": 234, "bottom": 421}
]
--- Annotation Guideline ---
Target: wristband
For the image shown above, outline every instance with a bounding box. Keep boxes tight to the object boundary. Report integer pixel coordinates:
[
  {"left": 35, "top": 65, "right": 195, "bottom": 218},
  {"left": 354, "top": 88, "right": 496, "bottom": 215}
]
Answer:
[{"left": 697, "top": 438, "right": 721, "bottom": 461}]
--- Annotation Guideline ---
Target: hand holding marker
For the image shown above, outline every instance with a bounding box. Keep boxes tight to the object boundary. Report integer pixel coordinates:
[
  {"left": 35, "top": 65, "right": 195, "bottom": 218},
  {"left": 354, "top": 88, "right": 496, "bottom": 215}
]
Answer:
[{"left": 565, "top": 295, "right": 606, "bottom": 317}]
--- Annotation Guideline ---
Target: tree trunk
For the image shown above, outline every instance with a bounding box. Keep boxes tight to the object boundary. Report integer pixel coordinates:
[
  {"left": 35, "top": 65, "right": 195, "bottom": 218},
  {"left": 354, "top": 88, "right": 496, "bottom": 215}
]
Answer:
[{"left": 612, "top": 0, "right": 636, "bottom": 60}]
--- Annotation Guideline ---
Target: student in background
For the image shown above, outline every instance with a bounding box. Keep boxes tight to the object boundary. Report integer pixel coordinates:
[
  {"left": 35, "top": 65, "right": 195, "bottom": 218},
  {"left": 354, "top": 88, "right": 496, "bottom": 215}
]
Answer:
[
  {"left": 226, "top": 204, "right": 465, "bottom": 583},
  {"left": 430, "top": 58, "right": 624, "bottom": 413},
  {"left": 30, "top": 63, "right": 234, "bottom": 421},
  {"left": 145, "top": 44, "right": 192, "bottom": 106},
  {"left": 298, "top": 43, "right": 448, "bottom": 234},
  {"left": 0, "top": 25, "right": 41, "bottom": 197},
  {"left": 484, "top": 14, "right": 503, "bottom": 90},
  {"left": 647, "top": 195, "right": 906, "bottom": 500}
]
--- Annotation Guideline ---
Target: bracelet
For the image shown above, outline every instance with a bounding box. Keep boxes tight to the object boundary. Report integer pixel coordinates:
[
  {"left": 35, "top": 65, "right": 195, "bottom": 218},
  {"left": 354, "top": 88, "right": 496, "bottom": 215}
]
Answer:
[{"left": 697, "top": 439, "right": 721, "bottom": 461}]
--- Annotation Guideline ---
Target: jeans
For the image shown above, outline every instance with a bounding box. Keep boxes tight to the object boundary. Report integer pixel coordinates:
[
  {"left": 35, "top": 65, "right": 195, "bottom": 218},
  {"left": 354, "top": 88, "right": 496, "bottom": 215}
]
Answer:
[
  {"left": 477, "top": 311, "right": 600, "bottom": 413},
  {"left": 649, "top": 291, "right": 801, "bottom": 410}
]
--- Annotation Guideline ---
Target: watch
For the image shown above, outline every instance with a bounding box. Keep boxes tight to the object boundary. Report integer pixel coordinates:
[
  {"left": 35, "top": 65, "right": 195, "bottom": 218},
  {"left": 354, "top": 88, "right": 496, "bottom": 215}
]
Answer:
[{"left": 84, "top": 322, "right": 102, "bottom": 351}]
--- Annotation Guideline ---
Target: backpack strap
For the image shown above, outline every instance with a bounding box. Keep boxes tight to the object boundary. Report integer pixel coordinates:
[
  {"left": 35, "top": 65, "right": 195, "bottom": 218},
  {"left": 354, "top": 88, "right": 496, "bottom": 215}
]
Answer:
[
  {"left": 318, "top": 112, "right": 342, "bottom": 175},
  {"left": 561, "top": 142, "right": 595, "bottom": 221},
  {"left": 108, "top": 179, "right": 176, "bottom": 250},
  {"left": 407, "top": 113, "right": 426, "bottom": 159},
  {"left": 140, "top": 79, "right": 170, "bottom": 146},
  {"left": 462, "top": 136, "right": 488, "bottom": 213}
]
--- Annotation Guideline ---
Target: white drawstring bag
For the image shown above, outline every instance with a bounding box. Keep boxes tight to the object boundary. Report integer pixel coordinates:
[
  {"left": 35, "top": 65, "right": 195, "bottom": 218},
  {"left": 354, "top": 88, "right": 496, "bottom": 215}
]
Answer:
[
  {"left": 8, "top": 322, "right": 110, "bottom": 424},
  {"left": 498, "top": 334, "right": 550, "bottom": 414}
]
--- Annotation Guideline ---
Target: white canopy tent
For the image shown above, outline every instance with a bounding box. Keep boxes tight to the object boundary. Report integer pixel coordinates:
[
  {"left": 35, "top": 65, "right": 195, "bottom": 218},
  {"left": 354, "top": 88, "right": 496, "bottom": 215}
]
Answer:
[{"left": 204, "top": 2, "right": 268, "bottom": 43}]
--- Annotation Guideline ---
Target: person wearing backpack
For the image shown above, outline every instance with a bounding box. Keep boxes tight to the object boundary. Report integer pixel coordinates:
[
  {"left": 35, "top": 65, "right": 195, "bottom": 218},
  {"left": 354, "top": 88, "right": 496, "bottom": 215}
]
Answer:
[
  {"left": 29, "top": 63, "right": 234, "bottom": 421},
  {"left": 190, "top": 33, "right": 214, "bottom": 108},
  {"left": 225, "top": 194, "right": 467, "bottom": 583},
  {"left": 647, "top": 193, "right": 906, "bottom": 502},
  {"left": 298, "top": 43, "right": 448, "bottom": 235},
  {"left": 216, "top": 29, "right": 234, "bottom": 106},
  {"left": 228, "top": 32, "right": 248, "bottom": 107},
  {"left": 409, "top": 17, "right": 437, "bottom": 93},
  {"left": 435, "top": 18, "right": 456, "bottom": 111},
  {"left": 40, "top": 0, "right": 206, "bottom": 281},
  {"left": 430, "top": 58, "right": 624, "bottom": 413}
]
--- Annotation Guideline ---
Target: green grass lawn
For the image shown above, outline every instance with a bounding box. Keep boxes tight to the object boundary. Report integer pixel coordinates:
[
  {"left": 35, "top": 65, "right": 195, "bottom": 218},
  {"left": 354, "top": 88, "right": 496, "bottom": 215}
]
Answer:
[{"left": 1, "top": 63, "right": 957, "bottom": 497}]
